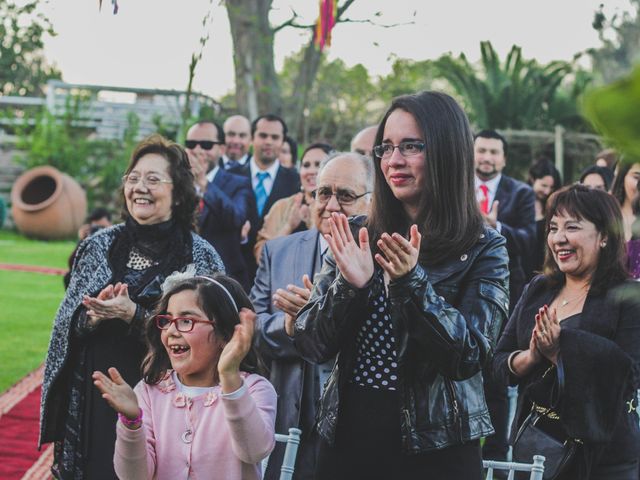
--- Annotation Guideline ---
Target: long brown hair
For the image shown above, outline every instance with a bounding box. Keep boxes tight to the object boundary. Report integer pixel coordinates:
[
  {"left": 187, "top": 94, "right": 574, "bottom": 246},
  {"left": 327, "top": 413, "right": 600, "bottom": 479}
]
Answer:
[
  {"left": 367, "top": 91, "right": 483, "bottom": 265},
  {"left": 142, "top": 274, "right": 264, "bottom": 385},
  {"left": 543, "top": 184, "right": 628, "bottom": 295}
]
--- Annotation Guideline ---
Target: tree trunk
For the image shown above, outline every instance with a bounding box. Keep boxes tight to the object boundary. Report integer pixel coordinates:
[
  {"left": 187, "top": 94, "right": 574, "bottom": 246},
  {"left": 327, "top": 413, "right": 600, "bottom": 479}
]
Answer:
[
  {"left": 226, "top": 0, "right": 282, "bottom": 118},
  {"left": 287, "top": 40, "right": 324, "bottom": 140}
]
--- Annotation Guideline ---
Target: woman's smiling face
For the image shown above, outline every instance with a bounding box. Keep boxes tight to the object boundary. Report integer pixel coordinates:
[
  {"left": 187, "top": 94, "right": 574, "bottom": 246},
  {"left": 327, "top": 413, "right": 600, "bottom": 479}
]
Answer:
[
  {"left": 124, "top": 153, "right": 174, "bottom": 225},
  {"left": 547, "top": 211, "right": 604, "bottom": 281}
]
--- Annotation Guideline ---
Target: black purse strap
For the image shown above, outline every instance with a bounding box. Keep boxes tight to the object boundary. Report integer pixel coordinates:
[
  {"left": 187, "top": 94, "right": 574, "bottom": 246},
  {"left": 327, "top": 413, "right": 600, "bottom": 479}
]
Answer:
[{"left": 549, "top": 354, "right": 564, "bottom": 410}]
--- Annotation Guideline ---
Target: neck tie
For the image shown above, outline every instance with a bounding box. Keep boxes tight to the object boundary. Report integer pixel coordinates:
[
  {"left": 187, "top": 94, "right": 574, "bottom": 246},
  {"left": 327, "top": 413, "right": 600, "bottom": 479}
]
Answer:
[
  {"left": 479, "top": 184, "right": 489, "bottom": 214},
  {"left": 225, "top": 159, "right": 239, "bottom": 170},
  {"left": 255, "top": 171, "right": 269, "bottom": 216}
]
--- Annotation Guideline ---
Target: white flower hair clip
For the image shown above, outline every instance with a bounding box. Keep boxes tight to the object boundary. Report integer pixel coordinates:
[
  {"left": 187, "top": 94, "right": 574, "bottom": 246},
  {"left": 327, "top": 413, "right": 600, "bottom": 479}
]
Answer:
[
  {"left": 161, "top": 264, "right": 198, "bottom": 293},
  {"left": 161, "top": 264, "right": 238, "bottom": 311}
]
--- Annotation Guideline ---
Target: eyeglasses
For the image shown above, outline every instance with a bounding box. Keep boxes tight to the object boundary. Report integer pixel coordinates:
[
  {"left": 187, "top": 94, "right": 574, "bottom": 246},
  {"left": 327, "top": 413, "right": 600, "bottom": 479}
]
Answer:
[
  {"left": 373, "top": 141, "right": 425, "bottom": 159},
  {"left": 311, "top": 187, "right": 370, "bottom": 206},
  {"left": 154, "top": 314, "right": 214, "bottom": 333},
  {"left": 122, "top": 174, "right": 173, "bottom": 189},
  {"left": 185, "top": 140, "right": 223, "bottom": 151}
]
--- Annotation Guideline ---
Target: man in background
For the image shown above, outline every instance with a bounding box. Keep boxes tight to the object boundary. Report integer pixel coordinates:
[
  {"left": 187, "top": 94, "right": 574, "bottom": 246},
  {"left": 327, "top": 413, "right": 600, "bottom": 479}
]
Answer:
[
  {"left": 252, "top": 152, "right": 373, "bottom": 480},
  {"left": 221, "top": 114, "right": 252, "bottom": 170},
  {"left": 186, "top": 120, "right": 253, "bottom": 290}
]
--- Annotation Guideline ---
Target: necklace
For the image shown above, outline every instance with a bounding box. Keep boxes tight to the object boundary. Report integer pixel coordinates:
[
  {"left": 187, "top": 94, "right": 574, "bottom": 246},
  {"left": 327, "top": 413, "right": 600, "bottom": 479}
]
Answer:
[{"left": 558, "top": 290, "right": 588, "bottom": 308}]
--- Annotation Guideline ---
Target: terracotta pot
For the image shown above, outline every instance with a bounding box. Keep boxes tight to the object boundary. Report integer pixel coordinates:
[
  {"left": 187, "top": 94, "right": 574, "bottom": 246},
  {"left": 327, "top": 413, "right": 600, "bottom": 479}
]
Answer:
[{"left": 11, "top": 166, "right": 87, "bottom": 240}]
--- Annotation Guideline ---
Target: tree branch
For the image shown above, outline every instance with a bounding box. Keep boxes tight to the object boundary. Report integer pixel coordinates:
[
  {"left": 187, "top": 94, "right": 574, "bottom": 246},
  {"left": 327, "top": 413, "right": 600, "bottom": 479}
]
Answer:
[
  {"left": 272, "top": 8, "right": 306, "bottom": 33},
  {"left": 337, "top": 17, "right": 414, "bottom": 28}
]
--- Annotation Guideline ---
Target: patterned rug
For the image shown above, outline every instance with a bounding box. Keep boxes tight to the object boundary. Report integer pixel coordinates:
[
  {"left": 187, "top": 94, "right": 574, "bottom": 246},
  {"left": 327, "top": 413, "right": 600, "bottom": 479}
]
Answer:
[{"left": 0, "top": 365, "right": 53, "bottom": 479}]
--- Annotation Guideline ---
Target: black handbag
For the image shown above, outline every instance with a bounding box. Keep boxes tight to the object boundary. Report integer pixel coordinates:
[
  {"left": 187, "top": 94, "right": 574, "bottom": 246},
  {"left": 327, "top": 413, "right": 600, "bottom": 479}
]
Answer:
[{"left": 512, "top": 356, "right": 581, "bottom": 480}]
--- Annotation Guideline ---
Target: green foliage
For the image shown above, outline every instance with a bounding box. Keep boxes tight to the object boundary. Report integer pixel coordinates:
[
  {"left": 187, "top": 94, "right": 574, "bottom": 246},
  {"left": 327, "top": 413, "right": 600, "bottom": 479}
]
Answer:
[
  {"left": 0, "top": 0, "right": 61, "bottom": 96},
  {"left": 433, "top": 41, "right": 580, "bottom": 130},
  {"left": 377, "top": 57, "right": 443, "bottom": 104},
  {"left": 280, "top": 50, "right": 381, "bottom": 148},
  {"left": 588, "top": 1, "right": 640, "bottom": 84},
  {"left": 583, "top": 65, "right": 640, "bottom": 163},
  {"left": 15, "top": 101, "right": 140, "bottom": 213}
]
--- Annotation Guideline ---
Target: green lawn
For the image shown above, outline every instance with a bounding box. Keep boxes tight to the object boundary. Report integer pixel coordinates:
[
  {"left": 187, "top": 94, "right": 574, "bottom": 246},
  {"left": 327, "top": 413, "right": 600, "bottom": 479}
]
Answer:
[{"left": 0, "top": 230, "right": 75, "bottom": 392}]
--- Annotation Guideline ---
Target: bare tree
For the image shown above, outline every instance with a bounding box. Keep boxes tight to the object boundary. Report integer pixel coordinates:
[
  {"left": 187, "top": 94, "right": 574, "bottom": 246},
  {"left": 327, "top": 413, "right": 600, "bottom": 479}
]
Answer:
[{"left": 225, "top": 0, "right": 361, "bottom": 136}]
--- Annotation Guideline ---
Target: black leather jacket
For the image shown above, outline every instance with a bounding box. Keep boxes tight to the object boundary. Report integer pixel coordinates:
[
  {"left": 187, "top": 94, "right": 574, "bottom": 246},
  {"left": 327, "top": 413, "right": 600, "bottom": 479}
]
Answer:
[{"left": 294, "top": 220, "right": 510, "bottom": 453}]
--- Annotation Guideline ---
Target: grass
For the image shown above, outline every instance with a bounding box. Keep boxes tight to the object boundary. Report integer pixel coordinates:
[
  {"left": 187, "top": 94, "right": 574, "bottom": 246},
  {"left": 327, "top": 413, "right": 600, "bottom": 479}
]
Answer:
[
  {"left": 0, "top": 229, "right": 75, "bottom": 267},
  {"left": 0, "top": 230, "right": 75, "bottom": 392}
]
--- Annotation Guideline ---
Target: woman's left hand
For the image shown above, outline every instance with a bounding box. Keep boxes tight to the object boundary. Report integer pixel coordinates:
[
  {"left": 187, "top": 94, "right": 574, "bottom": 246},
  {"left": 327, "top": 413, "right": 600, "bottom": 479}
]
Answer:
[
  {"left": 534, "top": 305, "right": 561, "bottom": 364},
  {"left": 218, "top": 308, "right": 256, "bottom": 393},
  {"left": 374, "top": 224, "right": 421, "bottom": 280},
  {"left": 82, "top": 282, "right": 137, "bottom": 326}
]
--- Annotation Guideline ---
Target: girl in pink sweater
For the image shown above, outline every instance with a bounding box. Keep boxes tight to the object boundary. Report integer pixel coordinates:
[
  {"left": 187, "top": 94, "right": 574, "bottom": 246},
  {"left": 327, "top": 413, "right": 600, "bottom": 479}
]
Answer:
[{"left": 93, "top": 272, "right": 276, "bottom": 480}]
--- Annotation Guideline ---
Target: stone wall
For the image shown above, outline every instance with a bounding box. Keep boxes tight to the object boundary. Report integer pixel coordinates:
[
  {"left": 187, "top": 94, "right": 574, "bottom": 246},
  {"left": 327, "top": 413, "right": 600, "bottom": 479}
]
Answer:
[{"left": 0, "top": 145, "right": 24, "bottom": 228}]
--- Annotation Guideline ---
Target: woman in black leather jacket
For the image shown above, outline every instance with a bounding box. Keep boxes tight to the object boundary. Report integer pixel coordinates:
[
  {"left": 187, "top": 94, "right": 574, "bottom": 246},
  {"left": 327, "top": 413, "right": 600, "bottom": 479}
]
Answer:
[{"left": 294, "top": 91, "right": 510, "bottom": 479}]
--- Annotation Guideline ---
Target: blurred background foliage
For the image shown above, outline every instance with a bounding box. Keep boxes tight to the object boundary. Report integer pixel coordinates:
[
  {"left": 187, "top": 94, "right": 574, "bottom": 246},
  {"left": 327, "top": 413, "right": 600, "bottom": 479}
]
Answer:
[{"left": 3, "top": 0, "right": 640, "bottom": 214}]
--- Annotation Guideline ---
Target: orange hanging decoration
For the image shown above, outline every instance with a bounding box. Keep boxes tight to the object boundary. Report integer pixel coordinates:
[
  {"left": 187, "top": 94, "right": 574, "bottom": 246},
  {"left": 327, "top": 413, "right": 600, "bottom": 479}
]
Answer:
[{"left": 314, "top": 0, "right": 337, "bottom": 51}]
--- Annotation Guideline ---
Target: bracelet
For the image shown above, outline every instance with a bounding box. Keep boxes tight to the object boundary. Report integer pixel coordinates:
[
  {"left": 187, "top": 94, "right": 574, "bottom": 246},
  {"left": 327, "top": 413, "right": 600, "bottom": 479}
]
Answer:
[
  {"left": 507, "top": 350, "right": 524, "bottom": 376},
  {"left": 118, "top": 409, "right": 143, "bottom": 429}
]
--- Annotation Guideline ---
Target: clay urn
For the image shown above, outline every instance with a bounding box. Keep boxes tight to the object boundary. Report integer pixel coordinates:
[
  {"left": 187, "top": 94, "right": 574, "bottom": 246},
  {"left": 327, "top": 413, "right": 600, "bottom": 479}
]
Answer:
[{"left": 11, "top": 166, "right": 87, "bottom": 240}]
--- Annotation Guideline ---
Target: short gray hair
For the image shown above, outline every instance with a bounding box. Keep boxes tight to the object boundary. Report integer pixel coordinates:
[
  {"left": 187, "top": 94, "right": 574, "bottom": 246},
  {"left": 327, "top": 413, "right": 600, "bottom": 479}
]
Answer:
[{"left": 318, "top": 151, "right": 374, "bottom": 192}]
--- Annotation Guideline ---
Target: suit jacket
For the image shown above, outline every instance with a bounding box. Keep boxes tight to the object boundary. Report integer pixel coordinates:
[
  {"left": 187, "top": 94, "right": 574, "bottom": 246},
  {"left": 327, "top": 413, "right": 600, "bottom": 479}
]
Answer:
[
  {"left": 230, "top": 162, "right": 301, "bottom": 283},
  {"left": 198, "top": 169, "right": 253, "bottom": 291},
  {"left": 494, "top": 174, "right": 536, "bottom": 311},
  {"left": 250, "top": 228, "right": 324, "bottom": 480}
]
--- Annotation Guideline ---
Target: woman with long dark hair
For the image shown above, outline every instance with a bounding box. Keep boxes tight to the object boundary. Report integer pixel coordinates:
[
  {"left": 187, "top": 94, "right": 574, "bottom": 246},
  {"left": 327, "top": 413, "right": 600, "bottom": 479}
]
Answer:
[{"left": 293, "top": 91, "right": 510, "bottom": 479}]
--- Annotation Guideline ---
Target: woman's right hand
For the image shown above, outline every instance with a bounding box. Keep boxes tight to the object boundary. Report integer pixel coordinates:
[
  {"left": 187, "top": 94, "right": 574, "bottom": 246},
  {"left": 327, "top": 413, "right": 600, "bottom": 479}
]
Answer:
[
  {"left": 528, "top": 322, "right": 543, "bottom": 364},
  {"left": 325, "top": 212, "right": 373, "bottom": 289},
  {"left": 93, "top": 367, "right": 140, "bottom": 420}
]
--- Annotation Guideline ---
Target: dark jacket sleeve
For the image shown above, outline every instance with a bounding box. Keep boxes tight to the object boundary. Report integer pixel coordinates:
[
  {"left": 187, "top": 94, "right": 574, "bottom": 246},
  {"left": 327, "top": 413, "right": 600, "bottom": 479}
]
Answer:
[
  {"left": 492, "top": 276, "right": 548, "bottom": 386},
  {"left": 294, "top": 250, "right": 371, "bottom": 364},
  {"left": 551, "top": 282, "right": 640, "bottom": 442},
  {"left": 201, "top": 176, "right": 251, "bottom": 231},
  {"left": 499, "top": 183, "right": 536, "bottom": 257},
  {"left": 251, "top": 241, "right": 300, "bottom": 361},
  {"left": 388, "top": 232, "right": 510, "bottom": 380}
]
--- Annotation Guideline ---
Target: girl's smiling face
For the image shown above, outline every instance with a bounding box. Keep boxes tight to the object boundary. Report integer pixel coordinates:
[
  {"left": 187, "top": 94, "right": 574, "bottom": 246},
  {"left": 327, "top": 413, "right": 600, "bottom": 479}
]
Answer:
[{"left": 160, "top": 289, "right": 224, "bottom": 387}]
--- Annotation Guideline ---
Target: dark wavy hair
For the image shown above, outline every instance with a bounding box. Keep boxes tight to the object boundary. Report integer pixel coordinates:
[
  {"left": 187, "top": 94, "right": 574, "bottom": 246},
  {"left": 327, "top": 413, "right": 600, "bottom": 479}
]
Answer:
[
  {"left": 142, "top": 274, "right": 265, "bottom": 385},
  {"left": 579, "top": 165, "right": 614, "bottom": 191},
  {"left": 121, "top": 134, "right": 197, "bottom": 231},
  {"left": 301, "top": 142, "right": 334, "bottom": 160},
  {"left": 368, "top": 91, "right": 483, "bottom": 266},
  {"left": 611, "top": 160, "right": 640, "bottom": 207},
  {"left": 543, "top": 184, "right": 628, "bottom": 295},
  {"left": 528, "top": 157, "right": 562, "bottom": 189}
]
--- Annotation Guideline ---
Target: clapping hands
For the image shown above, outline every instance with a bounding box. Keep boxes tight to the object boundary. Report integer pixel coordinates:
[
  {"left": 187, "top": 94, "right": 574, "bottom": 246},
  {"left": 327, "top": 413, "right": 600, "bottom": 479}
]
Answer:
[
  {"left": 82, "top": 282, "right": 137, "bottom": 327},
  {"left": 218, "top": 308, "right": 256, "bottom": 393},
  {"left": 324, "top": 213, "right": 421, "bottom": 287},
  {"left": 93, "top": 367, "right": 140, "bottom": 420}
]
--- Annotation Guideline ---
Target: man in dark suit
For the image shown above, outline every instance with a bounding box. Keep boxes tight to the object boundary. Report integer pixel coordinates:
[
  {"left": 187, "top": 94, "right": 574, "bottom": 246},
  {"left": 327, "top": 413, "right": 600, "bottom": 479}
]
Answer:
[
  {"left": 186, "top": 120, "right": 253, "bottom": 290},
  {"left": 251, "top": 152, "right": 373, "bottom": 480},
  {"left": 474, "top": 129, "right": 536, "bottom": 465},
  {"left": 230, "top": 114, "right": 301, "bottom": 283}
]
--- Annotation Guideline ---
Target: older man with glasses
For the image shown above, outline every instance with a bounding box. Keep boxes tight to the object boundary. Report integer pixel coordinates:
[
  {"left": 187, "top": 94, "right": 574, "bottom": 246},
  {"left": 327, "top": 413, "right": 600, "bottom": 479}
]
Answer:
[
  {"left": 251, "top": 151, "right": 373, "bottom": 480},
  {"left": 186, "top": 120, "right": 253, "bottom": 291}
]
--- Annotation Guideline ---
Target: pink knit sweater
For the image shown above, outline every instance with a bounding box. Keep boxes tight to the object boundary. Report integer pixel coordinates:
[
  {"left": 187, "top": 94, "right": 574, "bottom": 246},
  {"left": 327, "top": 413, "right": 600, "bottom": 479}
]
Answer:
[{"left": 114, "top": 371, "right": 276, "bottom": 480}]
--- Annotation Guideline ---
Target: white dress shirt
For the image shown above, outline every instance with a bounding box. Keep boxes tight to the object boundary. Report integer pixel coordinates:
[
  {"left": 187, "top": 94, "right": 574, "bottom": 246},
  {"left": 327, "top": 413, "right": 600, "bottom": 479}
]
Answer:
[{"left": 250, "top": 158, "right": 280, "bottom": 197}]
